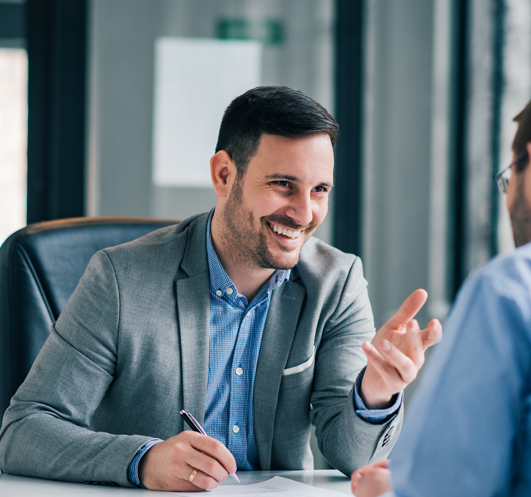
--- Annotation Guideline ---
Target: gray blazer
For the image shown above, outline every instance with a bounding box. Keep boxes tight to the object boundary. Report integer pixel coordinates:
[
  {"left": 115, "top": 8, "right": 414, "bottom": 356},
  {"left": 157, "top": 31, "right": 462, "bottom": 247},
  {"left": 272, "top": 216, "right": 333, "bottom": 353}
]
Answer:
[{"left": 0, "top": 213, "right": 402, "bottom": 487}]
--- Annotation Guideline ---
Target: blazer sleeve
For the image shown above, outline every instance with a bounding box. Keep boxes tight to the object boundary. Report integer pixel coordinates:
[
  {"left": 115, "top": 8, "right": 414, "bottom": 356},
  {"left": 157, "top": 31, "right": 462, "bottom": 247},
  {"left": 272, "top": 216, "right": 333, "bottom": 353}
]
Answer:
[
  {"left": 0, "top": 250, "right": 152, "bottom": 487},
  {"left": 309, "top": 256, "right": 404, "bottom": 475}
]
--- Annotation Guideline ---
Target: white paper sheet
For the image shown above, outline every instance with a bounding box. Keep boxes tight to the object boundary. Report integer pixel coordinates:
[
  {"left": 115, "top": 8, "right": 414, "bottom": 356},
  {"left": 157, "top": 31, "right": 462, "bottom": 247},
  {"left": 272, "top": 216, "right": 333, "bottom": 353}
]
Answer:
[
  {"left": 152, "top": 37, "right": 262, "bottom": 188},
  {"left": 174, "top": 476, "right": 346, "bottom": 496}
]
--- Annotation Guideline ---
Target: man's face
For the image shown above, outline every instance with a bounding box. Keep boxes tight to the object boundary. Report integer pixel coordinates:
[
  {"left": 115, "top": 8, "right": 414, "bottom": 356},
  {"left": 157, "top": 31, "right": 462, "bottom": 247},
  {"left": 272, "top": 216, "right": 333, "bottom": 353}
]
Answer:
[
  {"left": 219, "top": 133, "right": 334, "bottom": 270},
  {"left": 506, "top": 149, "right": 531, "bottom": 247}
]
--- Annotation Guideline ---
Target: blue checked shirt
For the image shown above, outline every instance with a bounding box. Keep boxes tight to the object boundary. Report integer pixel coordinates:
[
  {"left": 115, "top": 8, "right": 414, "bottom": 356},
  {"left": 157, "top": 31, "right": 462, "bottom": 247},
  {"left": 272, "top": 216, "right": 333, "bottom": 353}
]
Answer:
[
  {"left": 127, "top": 211, "right": 401, "bottom": 484},
  {"left": 203, "top": 213, "right": 290, "bottom": 470}
]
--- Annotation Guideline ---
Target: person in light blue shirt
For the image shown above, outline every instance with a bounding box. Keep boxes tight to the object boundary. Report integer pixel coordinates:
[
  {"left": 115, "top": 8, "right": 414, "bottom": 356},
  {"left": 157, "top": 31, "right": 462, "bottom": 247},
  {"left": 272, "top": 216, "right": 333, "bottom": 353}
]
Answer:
[{"left": 351, "top": 101, "right": 531, "bottom": 497}]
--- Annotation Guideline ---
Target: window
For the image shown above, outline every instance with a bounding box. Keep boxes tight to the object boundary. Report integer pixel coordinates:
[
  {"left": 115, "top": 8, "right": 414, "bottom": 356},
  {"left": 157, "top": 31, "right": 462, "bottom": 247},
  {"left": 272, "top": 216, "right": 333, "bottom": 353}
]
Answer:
[{"left": 0, "top": 47, "right": 27, "bottom": 246}]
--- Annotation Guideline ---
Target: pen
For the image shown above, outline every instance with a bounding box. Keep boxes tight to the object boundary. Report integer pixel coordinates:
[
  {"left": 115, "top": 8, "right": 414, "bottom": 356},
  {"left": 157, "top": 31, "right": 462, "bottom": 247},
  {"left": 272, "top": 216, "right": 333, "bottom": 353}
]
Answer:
[{"left": 180, "top": 409, "right": 240, "bottom": 483}]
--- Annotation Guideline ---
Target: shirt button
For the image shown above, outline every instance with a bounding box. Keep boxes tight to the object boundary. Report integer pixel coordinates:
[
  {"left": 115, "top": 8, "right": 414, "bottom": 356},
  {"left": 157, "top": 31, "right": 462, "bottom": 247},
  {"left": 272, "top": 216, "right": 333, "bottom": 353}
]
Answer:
[
  {"left": 232, "top": 425, "right": 240, "bottom": 434},
  {"left": 226, "top": 287, "right": 233, "bottom": 295},
  {"left": 235, "top": 367, "right": 243, "bottom": 376},
  {"left": 215, "top": 290, "right": 222, "bottom": 297}
]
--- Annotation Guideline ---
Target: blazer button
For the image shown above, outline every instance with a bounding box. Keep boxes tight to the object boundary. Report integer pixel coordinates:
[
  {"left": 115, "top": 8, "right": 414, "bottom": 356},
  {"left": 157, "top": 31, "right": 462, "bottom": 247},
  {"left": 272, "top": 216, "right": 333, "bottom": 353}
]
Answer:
[{"left": 382, "top": 426, "right": 394, "bottom": 447}]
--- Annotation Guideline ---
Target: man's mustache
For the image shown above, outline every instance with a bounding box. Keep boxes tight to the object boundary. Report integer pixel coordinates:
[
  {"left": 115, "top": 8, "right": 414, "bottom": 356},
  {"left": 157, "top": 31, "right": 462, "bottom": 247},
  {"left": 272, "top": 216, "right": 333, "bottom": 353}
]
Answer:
[{"left": 263, "top": 215, "right": 314, "bottom": 232}]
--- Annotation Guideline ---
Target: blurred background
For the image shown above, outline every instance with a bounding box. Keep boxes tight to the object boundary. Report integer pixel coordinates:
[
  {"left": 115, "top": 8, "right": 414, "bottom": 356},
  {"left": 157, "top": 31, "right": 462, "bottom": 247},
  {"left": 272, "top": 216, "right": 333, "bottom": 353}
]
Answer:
[{"left": 0, "top": 0, "right": 530, "bottom": 467}]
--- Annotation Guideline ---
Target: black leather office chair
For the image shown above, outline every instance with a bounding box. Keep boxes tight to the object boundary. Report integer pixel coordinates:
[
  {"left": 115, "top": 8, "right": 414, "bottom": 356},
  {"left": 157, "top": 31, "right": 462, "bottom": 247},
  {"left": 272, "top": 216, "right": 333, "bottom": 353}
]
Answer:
[{"left": 0, "top": 216, "right": 179, "bottom": 420}]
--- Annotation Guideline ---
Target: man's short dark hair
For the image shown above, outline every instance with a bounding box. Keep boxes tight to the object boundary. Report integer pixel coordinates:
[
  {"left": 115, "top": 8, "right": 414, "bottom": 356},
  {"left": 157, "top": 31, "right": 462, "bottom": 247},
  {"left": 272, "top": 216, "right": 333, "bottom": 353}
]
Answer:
[
  {"left": 512, "top": 100, "right": 531, "bottom": 173},
  {"left": 215, "top": 86, "right": 339, "bottom": 176}
]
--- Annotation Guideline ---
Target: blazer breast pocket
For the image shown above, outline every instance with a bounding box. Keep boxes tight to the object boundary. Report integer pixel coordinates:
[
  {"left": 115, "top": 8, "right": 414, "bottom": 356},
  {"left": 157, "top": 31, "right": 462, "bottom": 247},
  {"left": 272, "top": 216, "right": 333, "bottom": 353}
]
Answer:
[{"left": 280, "top": 347, "right": 315, "bottom": 391}]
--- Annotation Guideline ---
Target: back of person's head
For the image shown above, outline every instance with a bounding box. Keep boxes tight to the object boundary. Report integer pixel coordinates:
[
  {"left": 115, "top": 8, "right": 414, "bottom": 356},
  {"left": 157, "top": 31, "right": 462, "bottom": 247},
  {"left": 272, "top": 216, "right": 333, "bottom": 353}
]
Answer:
[
  {"left": 512, "top": 100, "right": 531, "bottom": 173},
  {"left": 216, "top": 86, "right": 339, "bottom": 177}
]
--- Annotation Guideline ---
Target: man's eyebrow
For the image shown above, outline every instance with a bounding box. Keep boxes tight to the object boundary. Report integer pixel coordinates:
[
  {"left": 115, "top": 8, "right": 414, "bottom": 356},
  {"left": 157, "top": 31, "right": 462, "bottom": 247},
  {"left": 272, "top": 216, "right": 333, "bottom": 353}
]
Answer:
[
  {"left": 265, "top": 174, "right": 334, "bottom": 189},
  {"left": 265, "top": 174, "right": 299, "bottom": 182}
]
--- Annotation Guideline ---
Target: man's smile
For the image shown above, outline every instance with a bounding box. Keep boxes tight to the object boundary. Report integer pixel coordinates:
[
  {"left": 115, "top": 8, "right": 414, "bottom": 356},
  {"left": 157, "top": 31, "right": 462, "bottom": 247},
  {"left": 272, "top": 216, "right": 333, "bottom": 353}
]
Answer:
[{"left": 267, "top": 222, "right": 303, "bottom": 240}]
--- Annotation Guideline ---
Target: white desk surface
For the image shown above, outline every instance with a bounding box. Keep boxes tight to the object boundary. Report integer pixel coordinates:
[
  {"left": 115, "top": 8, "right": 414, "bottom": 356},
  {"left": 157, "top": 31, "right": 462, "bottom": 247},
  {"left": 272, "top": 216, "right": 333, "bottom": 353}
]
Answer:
[{"left": 0, "top": 469, "right": 352, "bottom": 496}]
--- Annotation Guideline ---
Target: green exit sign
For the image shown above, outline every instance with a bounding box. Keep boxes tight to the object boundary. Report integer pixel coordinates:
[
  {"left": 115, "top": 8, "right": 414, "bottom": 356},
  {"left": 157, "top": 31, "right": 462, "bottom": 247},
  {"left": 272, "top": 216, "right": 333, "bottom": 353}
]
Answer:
[{"left": 216, "top": 18, "right": 284, "bottom": 46}]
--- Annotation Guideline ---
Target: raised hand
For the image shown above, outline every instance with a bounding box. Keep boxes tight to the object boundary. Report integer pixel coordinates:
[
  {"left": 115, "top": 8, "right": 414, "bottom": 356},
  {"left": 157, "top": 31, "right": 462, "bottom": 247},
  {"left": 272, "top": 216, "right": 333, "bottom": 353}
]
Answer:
[
  {"left": 139, "top": 431, "right": 237, "bottom": 491},
  {"left": 360, "top": 289, "right": 442, "bottom": 408}
]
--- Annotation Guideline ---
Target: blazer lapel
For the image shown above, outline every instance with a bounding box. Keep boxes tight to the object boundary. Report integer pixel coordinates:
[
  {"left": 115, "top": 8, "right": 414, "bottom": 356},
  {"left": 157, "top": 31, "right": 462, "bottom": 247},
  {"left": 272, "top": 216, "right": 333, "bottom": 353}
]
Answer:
[
  {"left": 176, "top": 215, "right": 210, "bottom": 427},
  {"left": 254, "top": 279, "right": 306, "bottom": 469},
  {"left": 177, "top": 273, "right": 210, "bottom": 426}
]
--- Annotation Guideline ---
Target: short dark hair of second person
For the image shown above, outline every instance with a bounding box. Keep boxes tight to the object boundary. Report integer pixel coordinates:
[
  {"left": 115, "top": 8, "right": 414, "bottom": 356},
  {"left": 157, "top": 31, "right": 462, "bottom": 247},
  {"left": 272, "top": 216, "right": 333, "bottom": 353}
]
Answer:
[{"left": 512, "top": 100, "right": 531, "bottom": 173}]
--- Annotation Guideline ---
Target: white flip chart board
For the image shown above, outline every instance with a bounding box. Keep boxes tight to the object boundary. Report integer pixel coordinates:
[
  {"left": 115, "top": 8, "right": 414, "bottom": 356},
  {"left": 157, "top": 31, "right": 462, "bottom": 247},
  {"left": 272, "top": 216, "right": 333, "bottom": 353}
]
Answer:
[{"left": 152, "top": 37, "right": 262, "bottom": 187}]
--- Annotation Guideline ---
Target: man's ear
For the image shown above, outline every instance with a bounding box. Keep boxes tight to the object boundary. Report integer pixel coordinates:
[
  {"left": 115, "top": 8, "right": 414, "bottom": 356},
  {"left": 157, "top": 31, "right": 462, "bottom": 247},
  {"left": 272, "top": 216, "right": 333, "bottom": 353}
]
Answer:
[{"left": 211, "top": 151, "right": 237, "bottom": 197}]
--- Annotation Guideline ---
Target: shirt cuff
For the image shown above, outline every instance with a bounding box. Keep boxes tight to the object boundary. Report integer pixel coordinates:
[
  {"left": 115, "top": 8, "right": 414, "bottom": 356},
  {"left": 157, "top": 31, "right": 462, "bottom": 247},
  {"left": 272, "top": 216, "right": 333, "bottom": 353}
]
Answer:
[
  {"left": 127, "top": 439, "right": 163, "bottom": 487},
  {"left": 353, "top": 367, "right": 403, "bottom": 424}
]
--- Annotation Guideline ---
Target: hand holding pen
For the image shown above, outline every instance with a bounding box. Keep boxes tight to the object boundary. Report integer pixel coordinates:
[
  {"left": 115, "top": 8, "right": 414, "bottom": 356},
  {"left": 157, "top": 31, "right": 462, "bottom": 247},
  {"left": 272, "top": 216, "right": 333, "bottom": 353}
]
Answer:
[
  {"left": 180, "top": 409, "right": 240, "bottom": 483},
  {"left": 138, "top": 413, "right": 238, "bottom": 491}
]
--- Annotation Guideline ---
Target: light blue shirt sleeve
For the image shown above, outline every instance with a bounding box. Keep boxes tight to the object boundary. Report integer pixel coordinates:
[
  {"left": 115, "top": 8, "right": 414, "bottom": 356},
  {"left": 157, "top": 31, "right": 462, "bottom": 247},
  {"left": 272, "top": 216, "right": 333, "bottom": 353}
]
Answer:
[
  {"left": 388, "top": 251, "right": 531, "bottom": 497},
  {"left": 353, "top": 367, "right": 403, "bottom": 424},
  {"left": 127, "top": 439, "right": 163, "bottom": 487}
]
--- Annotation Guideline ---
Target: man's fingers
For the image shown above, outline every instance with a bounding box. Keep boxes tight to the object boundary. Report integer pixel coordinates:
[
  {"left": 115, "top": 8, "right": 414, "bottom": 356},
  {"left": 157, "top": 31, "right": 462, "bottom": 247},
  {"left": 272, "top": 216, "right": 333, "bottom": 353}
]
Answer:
[
  {"left": 351, "top": 472, "right": 362, "bottom": 495},
  {"left": 354, "top": 460, "right": 390, "bottom": 476},
  {"left": 185, "top": 450, "right": 230, "bottom": 485},
  {"left": 351, "top": 463, "right": 392, "bottom": 497},
  {"left": 421, "top": 319, "right": 443, "bottom": 349},
  {"left": 363, "top": 339, "right": 417, "bottom": 389},
  {"left": 189, "top": 434, "right": 237, "bottom": 475},
  {"left": 174, "top": 436, "right": 233, "bottom": 490},
  {"left": 373, "top": 460, "right": 390, "bottom": 469},
  {"left": 385, "top": 289, "right": 428, "bottom": 331},
  {"left": 138, "top": 435, "right": 226, "bottom": 491},
  {"left": 362, "top": 342, "right": 404, "bottom": 385},
  {"left": 177, "top": 466, "right": 219, "bottom": 491},
  {"left": 379, "top": 339, "right": 417, "bottom": 383}
]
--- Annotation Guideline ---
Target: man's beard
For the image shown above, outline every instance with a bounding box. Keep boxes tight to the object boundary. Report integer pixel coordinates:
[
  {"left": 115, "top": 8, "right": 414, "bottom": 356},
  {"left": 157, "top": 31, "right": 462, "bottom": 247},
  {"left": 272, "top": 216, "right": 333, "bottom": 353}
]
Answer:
[
  {"left": 219, "top": 179, "right": 314, "bottom": 270},
  {"left": 509, "top": 177, "right": 531, "bottom": 248}
]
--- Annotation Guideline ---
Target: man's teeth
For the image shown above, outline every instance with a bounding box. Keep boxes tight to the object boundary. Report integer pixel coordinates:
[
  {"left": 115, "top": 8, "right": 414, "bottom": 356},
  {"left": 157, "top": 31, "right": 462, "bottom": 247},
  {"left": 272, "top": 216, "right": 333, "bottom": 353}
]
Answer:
[{"left": 272, "top": 224, "right": 301, "bottom": 239}]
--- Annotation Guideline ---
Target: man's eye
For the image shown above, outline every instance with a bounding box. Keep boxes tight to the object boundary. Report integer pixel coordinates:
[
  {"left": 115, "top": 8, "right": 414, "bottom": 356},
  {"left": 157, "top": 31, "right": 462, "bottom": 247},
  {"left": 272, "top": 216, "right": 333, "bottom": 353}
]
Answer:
[
  {"left": 275, "top": 181, "right": 290, "bottom": 187},
  {"left": 314, "top": 186, "right": 327, "bottom": 193}
]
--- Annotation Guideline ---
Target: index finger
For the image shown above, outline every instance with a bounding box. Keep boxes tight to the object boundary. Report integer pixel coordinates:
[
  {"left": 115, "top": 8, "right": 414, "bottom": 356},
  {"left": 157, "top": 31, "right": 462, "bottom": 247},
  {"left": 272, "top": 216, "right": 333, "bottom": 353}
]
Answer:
[
  {"left": 190, "top": 434, "right": 237, "bottom": 474},
  {"left": 385, "top": 289, "right": 428, "bottom": 330}
]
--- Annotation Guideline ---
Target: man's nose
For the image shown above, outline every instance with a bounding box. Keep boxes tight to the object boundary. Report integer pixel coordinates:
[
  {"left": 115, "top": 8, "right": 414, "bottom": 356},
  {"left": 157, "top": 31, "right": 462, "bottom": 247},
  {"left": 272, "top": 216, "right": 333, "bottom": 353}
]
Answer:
[{"left": 285, "top": 191, "right": 313, "bottom": 227}]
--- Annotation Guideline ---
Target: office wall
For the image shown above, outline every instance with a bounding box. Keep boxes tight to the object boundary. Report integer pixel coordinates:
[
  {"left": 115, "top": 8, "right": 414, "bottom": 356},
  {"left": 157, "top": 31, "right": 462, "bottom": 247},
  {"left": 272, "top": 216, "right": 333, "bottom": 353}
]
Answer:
[
  {"left": 361, "top": 0, "right": 456, "bottom": 404},
  {"left": 87, "top": 0, "right": 334, "bottom": 242},
  {"left": 363, "top": 0, "right": 439, "bottom": 328}
]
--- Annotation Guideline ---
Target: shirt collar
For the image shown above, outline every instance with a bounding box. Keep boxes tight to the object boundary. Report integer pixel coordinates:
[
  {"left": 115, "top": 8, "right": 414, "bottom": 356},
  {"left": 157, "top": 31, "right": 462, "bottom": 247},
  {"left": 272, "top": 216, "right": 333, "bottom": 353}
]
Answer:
[{"left": 206, "top": 210, "right": 290, "bottom": 298}]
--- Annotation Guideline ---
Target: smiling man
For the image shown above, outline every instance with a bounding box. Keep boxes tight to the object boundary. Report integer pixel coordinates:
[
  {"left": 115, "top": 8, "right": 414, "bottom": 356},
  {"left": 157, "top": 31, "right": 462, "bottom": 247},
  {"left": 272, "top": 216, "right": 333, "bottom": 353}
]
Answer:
[
  {"left": 0, "top": 87, "right": 441, "bottom": 491},
  {"left": 210, "top": 132, "right": 333, "bottom": 298}
]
